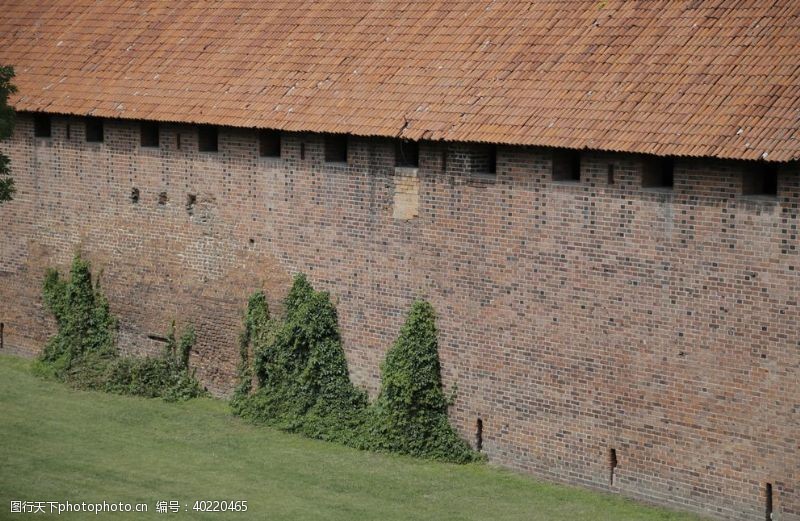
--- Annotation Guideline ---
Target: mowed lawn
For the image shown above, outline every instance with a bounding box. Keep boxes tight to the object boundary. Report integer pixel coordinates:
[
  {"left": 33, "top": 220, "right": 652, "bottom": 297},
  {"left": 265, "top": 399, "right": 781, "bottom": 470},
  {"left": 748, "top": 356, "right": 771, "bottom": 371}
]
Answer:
[{"left": 0, "top": 355, "right": 704, "bottom": 521}]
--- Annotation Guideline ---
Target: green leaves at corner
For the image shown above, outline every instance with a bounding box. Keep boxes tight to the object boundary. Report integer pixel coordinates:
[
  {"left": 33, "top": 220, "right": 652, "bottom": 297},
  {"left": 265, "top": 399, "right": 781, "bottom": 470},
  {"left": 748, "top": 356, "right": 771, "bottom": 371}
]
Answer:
[{"left": 0, "top": 64, "right": 16, "bottom": 203}]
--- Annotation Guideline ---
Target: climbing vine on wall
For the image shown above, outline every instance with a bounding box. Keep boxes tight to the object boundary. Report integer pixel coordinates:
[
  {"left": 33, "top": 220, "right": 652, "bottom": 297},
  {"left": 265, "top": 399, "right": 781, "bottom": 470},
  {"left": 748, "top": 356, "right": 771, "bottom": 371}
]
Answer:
[
  {"left": 231, "top": 291, "right": 276, "bottom": 406},
  {"left": 36, "top": 255, "right": 117, "bottom": 388},
  {"left": 232, "top": 275, "right": 480, "bottom": 463},
  {"left": 35, "top": 254, "right": 207, "bottom": 402},
  {"left": 363, "top": 300, "right": 476, "bottom": 463},
  {"left": 232, "top": 275, "right": 369, "bottom": 444},
  {"left": 106, "top": 322, "right": 206, "bottom": 402}
]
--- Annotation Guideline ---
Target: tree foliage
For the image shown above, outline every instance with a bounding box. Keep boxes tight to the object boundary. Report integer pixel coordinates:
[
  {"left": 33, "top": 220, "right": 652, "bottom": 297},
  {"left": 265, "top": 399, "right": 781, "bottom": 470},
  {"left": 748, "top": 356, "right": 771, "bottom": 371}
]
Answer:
[{"left": 0, "top": 65, "right": 16, "bottom": 202}]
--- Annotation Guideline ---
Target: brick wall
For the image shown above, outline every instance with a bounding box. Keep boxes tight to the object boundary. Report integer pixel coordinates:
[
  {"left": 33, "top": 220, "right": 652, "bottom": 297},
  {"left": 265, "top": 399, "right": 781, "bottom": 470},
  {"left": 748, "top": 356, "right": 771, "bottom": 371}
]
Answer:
[{"left": 1, "top": 114, "right": 797, "bottom": 521}]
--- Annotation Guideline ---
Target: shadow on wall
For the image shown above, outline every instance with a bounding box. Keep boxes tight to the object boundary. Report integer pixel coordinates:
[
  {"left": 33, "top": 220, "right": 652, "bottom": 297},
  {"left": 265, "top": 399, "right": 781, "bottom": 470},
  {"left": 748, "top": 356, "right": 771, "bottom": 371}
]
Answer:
[{"left": 15, "top": 237, "right": 293, "bottom": 396}]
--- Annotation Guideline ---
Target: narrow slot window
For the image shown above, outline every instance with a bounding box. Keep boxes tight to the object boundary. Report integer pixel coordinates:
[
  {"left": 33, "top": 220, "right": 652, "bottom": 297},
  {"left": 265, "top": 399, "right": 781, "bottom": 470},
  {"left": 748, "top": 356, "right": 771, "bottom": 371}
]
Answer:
[
  {"left": 198, "top": 125, "right": 218, "bottom": 152},
  {"left": 34, "top": 114, "right": 51, "bottom": 138},
  {"left": 642, "top": 157, "right": 674, "bottom": 189},
  {"left": 609, "top": 448, "right": 618, "bottom": 486},
  {"left": 743, "top": 163, "right": 778, "bottom": 197},
  {"left": 324, "top": 134, "right": 348, "bottom": 163},
  {"left": 485, "top": 145, "right": 497, "bottom": 175},
  {"left": 475, "top": 418, "right": 483, "bottom": 452},
  {"left": 140, "top": 121, "right": 160, "bottom": 148},
  {"left": 395, "top": 139, "right": 419, "bottom": 168},
  {"left": 553, "top": 150, "right": 580, "bottom": 182},
  {"left": 66, "top": 123, "right": 71, "bottom": 141},
  {"left": 766, "top": 483, "right": 773, "bottom": 521},
  {"left": 259, "top": 130, "right": 281, "bottom": 158},
  {"left": 608, "top": 163, "right": 615, "bottom": 185},
  {"left": 300, "top": 142, "right": 306, "bottom": 160},
  {"left": 85, "top": 117, "right": 104, "bottom": 142}
]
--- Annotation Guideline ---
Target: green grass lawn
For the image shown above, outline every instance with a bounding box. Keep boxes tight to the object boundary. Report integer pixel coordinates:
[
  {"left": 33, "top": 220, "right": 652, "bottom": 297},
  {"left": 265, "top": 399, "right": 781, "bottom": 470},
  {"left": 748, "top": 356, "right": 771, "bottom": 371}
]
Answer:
[{"left": 0, "top": 354, "right": 704, "bottom": 520}]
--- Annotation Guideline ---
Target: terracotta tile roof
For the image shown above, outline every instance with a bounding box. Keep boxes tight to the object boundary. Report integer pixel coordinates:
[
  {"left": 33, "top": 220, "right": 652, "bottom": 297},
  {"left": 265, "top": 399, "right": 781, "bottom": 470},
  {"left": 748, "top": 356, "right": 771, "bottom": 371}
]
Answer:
[{"left": 0, "top": 1, "right": 798, "bottom": 161}]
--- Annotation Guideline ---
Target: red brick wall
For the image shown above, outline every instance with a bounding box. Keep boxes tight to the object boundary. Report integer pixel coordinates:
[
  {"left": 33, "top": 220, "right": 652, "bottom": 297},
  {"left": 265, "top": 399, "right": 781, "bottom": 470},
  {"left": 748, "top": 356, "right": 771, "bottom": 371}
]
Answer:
[{"left": 1, "top": 114, "right": 797, "bottom": 521}]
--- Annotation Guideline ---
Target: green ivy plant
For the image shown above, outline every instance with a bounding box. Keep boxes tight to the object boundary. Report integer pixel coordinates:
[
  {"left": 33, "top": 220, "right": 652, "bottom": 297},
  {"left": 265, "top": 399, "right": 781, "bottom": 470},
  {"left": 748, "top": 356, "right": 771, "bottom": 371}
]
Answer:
[
  {"left": 106, "top": 321, "right": 207, "bottom": 402},
  {"left": 364, "top": 300, "right": 477, "bottom": 462},
  {"left": 35, "top": 256, "right": 117, "bottom": 388},
  {"left": 233, "top": 275, "right": 368, "bottom": 444},
  {"left": 35, "top": 254, "right": 206, "bottom": 402},
  {"left": 233, "top": 275, "right": 480, "bottom": 463},
  {"left": 231, "top": 291, "right": 276, "bottom": 408}
]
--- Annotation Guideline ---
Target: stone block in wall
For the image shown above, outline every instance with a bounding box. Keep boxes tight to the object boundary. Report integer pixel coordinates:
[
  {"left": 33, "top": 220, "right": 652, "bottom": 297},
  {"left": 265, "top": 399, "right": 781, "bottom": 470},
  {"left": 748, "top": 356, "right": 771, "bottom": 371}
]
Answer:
[{"left": 393, "top": 166, "right": 420, "bottom": 220}]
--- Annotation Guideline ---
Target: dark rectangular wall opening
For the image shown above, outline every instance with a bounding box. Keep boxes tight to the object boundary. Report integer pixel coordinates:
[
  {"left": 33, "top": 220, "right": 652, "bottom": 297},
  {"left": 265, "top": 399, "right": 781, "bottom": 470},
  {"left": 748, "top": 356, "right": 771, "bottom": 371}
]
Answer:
[
  {"left": 198, "top": 125, "right": 218, "bottom": 152},
  {"left": 324, "top": 134, "right": 348, "bottom": 163},
  {"left": 0, "top": 322, "right": 4, "bottom": 350},
  {"left": 553, "top": 150, "right": 580, "bottom": 182},
  {"left": 259, "top": 130, "right": 281, "bottom": 157},
  {"left": 766, "top": 483, "right": 773, "bottom": 521},
  {"left": 609, "top": 448, "right": 618, "bottom": 485},
  {"left": 743, "top": 163, "right": 778, "bottom": 197},
  {"left": 130, "top": 187, "right": 140, "bottom": 204},
  {"left": 140, "top": 121, "right": 160, "bottom": 147},
  {"left": 472, "top": 144, "right": 497, "bottom": 176},
  {"left": 642, "top": 157, "right": 674, "bottom": 189},
  {"left": 475, "top": 418, "right": 483, "bottom": 452},
  {"left": 65, "top": 123, "right": 71, "bottom": 140},
  {"left": 85, "top": 117, "right": 104, "bottom": 142},
  {"left": 34, "top": 114, "right": 51, "bottom": 137},
  {"left": 607, "top": 163, "right": 615, "bottom": 185},
  {"left": 395, "top": 139, "right": 419, "bottom": 167},
  {"left": 176, "top": 133, "right": 181, "bottom": 149}
]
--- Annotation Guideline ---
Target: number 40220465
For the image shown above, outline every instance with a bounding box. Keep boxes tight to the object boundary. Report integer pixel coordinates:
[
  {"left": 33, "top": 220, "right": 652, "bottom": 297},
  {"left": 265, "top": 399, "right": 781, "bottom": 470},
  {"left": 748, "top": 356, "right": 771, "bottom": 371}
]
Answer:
[{"left": 192, "top": 500, "right": 248, "bottom": 512}]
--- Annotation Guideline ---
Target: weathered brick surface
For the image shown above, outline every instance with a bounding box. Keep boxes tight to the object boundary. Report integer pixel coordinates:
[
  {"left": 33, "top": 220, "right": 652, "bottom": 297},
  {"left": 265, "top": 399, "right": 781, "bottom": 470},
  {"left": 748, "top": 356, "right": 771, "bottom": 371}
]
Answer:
[{"left": 1, "top": 114, "right": 798, "bottom": 521}]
